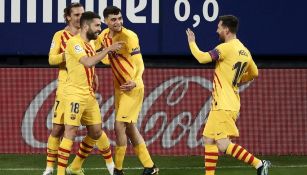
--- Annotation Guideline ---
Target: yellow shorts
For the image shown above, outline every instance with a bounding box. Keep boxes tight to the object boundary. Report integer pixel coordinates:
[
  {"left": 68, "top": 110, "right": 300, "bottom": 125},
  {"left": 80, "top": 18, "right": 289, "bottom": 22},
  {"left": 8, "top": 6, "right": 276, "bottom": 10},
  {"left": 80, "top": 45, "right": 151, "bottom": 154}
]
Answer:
[
  {"left": 52, "top": 94, "right": 65, "bottom": 124},
  {"left": 64, "top": 95, "right": 101, "bottom": 126},
  {"left": 203, "top": 110, "right": 239, "bottom": 140},
  {"left": 115, "top": 88, "right": 144, "bottom": 123}
]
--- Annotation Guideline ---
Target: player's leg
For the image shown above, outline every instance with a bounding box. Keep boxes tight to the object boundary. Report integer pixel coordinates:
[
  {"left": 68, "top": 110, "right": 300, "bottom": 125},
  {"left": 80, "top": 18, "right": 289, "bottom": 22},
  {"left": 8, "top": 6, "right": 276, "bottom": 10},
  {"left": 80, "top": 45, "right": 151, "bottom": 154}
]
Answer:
[
  {"left": 43, "top": 97, "right": 65, "bottom": 175},
  {"left": 112, "top": 89, "right": 128, "bottom": 175},
  {"left": 214, "top": 111, "right": 270, "bottom": 175},
  {"left": 113, "top": 121, "right": 127, "bottom": 175},
  {"left": 57, "top": 99, "right": 84, "bottom": 175},
  {"left": 96, "top": 131, "right": 115, "bottom": 175},
  {"left": 68, "top": 96, "right": 111, "bottom": 174},
  {"left": 203, "top": 111, "right": 219, "bottom": 175},
  {"left": 57, "top": 125, "right": 78, "bottom": 175},
  {"left": 217, "top": 138, "right": 270, "bottom": 174},
  {"left": 67, "top": 124, "right": 100, "bottom": 174},
  {"left": 126, "top": 123, "right": 158, "bottom": 175}
]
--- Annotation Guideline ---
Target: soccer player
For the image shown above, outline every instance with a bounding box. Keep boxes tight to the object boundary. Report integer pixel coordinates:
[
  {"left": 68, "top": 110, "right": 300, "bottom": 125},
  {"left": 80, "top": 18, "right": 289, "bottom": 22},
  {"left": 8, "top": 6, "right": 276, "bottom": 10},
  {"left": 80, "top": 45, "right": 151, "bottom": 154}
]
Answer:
[
  {"left": 55, "top": 11, "right": 123, "bottom": 175},
  {"left": 43, "top": 3, "right": 84, "bottom": 175},
  {"left": 186, "top": 15, "right": 271, "bottom": 175},
  {"left": 94, "top": 6, "right": 159, "bottom": 175},
  {"left": 43, "top": 3, "right": 115, "bottom": 175}
]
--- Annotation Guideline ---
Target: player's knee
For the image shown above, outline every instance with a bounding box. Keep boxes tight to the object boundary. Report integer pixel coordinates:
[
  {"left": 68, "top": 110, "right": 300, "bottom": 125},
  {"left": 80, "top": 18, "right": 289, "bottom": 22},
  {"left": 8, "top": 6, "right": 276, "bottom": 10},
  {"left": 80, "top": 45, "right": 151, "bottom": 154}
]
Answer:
[
  {"left": 216, "top": 143, "right": 228, "bottom": 152},
  {"left": 203, "top": 136, "right": 215, "bottom": 145},
  {"left": 216, "top": 140, "right": 231, "bottom": 152},
  {"left": 64, "top": 126, "right": 78, "bottom": 140},
  {"left": 51, "top": 125, "right": 64, "bottom": 137},
  {"left": 115, "top": 121, "right": 126, "bottom": 135},
  {"left": 88, "top": 129, "right": 102, "bottom": 140}
]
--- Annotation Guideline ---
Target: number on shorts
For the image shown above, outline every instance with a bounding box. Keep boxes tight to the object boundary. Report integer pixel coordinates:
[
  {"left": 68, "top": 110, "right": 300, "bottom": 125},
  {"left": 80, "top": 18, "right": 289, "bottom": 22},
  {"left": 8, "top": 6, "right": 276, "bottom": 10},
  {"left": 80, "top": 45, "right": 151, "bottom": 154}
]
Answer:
[
  {"left": 55, "top": 100, "right": 60, "bottom": 110},
  {"left": 70, "top": 102, "right": 80, "bottom": 113}
]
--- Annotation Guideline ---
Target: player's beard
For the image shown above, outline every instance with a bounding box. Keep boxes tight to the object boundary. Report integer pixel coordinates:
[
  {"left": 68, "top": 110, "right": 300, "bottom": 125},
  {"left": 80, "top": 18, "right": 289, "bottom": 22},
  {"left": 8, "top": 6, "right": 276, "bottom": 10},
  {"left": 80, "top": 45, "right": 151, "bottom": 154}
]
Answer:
[
  {"left": 86, "top": 28, "right": 99, "bottom": 40},
  {"left": 218, "top": 33, "right": 225, "bottom": 43}
]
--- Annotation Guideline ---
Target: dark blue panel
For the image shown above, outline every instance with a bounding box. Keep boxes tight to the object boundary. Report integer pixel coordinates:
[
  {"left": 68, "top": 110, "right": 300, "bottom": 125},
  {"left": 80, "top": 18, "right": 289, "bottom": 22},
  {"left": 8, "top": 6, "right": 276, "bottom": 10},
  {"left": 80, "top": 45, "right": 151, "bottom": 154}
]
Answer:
[{"left": 0, "top": 0, "right": 306, "bottom": 55}]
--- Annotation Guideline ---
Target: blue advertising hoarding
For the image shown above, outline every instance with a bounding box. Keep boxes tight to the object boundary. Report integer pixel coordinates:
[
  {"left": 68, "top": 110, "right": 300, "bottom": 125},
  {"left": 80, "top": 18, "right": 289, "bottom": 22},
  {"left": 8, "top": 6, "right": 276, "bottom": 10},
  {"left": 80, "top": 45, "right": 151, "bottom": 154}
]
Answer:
[{"left": 0, "top": 0, "right": 306, "bottom": 55}]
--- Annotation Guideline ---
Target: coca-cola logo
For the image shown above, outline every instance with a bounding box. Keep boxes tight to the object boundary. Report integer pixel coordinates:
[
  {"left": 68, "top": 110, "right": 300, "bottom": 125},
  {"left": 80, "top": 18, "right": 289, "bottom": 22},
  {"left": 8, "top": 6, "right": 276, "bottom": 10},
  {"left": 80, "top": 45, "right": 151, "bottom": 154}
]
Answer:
[{"left": 21, "top": 76, "right": 251, "bottom": 149}]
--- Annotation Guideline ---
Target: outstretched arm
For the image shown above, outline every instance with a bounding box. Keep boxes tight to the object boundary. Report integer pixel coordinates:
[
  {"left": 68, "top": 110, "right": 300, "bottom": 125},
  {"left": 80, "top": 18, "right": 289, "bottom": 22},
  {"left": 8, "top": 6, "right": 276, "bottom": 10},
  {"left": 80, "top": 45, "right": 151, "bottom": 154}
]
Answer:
[{"left": 186, "top": 28, "right": 213, "bottom": 64}]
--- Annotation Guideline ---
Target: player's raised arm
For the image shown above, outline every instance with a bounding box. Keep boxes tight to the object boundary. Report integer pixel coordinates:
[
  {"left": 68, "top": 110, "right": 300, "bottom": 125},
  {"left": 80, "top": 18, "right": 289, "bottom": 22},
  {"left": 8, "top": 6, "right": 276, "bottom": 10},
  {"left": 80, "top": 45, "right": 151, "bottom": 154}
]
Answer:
[{"left": 186, "top": 28, "right": 213, "bottom": 64}]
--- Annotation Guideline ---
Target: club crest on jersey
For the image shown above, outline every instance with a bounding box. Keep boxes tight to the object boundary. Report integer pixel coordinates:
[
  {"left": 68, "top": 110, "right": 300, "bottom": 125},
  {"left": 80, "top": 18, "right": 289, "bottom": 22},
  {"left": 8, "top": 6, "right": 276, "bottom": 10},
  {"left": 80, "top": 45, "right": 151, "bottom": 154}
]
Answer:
[
  {"left": 74, "top": 45, "right": 83, "bottom": 53},
  {"left": 70, "top": 114, "right": 76, "bottom": 120}
]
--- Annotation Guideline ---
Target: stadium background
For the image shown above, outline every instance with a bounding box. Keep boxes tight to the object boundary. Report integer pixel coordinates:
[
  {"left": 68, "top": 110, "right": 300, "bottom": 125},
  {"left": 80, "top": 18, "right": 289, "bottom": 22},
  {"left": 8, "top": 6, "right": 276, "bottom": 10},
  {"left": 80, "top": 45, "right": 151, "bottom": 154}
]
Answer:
[{"left": 0, "top": 0, "right": 306, "bottom": 174}]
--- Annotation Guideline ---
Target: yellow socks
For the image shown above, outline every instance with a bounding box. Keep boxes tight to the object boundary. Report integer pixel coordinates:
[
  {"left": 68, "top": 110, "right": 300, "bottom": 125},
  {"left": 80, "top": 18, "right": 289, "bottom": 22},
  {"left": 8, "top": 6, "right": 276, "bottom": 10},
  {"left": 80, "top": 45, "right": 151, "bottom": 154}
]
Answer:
[
  {"left": 134, "top": 143, "right": 154, "bottom": 168},
  {"left": 226, "top": 143, "right": 261, "bottom": 168},
  {"left": 70, "top": 136, "right": 96, "bottom": 170},
  {"left": 96, "top": 132, "right": 113, "bottom": 164},
  {"left": 114, "top": 146, "right": 127, "bottom": 170},
  {"left": 204, "top": 144, "right": 219, "bottom": 175},
  {"left": 46, "top": 135, "right": 60, "bottom": 168},
  {"left": 57, "top": 137, "right": 73, "bottom": 175}
]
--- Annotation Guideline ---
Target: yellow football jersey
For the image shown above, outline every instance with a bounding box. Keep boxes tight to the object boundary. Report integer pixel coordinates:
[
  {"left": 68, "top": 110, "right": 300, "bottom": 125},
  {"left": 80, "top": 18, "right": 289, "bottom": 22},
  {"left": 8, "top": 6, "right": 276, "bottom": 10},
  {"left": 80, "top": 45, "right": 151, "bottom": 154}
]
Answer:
[
  {"left": 64, "top": 34, "right": 96, "bottom": 97},
  {"left": 210, "top": 39, "right": 258, "bottom": 111},
  {"left": 49, "top": 30, "right": 74, "bottom": 94},
  {"left": 95, "top": 27, "right": 144, "bottom": 89}
]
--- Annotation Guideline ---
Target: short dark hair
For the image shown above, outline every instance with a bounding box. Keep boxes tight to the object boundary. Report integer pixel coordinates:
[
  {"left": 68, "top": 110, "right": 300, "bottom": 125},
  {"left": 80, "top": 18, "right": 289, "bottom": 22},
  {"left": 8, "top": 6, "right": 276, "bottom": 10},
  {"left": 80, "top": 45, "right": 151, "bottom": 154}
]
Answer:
[
  {"left": 80, "top": 11, "right": 101, "bottom": 28},
  {"left": 219, "top": 15, "right": 239, "bottom": 34},
  {"left": 103, "top": 6, "right": 121, "bottom": 18},
  {"left": 64, "top": 2, "right": 84, "bottom": 23}
]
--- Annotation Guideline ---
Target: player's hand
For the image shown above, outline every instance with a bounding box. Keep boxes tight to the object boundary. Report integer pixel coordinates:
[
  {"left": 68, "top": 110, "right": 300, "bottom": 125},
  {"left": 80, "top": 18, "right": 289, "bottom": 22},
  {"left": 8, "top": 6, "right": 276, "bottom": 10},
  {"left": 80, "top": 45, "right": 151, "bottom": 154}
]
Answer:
[
  {"left": 186, "top": 28, "right": 196, "bottom": 43},
  {"left": 108, "top": 41, "right": 125, "bottom": 52},
  {"left": 120, "top": 80, "right": 136, "bottom": 91}
]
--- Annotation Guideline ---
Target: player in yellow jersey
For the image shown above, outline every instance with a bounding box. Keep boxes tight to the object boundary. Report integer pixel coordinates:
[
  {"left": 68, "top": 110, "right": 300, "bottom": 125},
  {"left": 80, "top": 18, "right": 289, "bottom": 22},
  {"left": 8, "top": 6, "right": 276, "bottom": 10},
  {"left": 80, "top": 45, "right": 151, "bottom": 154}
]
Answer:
[
  {"left": 54, "top": 11, "right": 123, "bottom": 175},
  {"left": 43, "top": 3, "right": 84, "bottom": 175},
  {"left": 44, "top": 3, "right": 116, "bottom": 175},
  {"left": 95, "top": 6, "right": 158, "bottom": 175},
  {"left": 186, "top": 15, "right": 270, "bottom": 175}
]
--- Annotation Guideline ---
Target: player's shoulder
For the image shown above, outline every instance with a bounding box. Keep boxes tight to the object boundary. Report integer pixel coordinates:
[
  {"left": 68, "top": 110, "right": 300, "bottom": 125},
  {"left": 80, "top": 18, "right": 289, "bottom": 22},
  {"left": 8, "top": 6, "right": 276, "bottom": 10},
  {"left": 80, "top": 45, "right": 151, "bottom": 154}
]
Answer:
[
  {"left": 215, "top": 42, "right": 229, "bottom": 53},
  {"left": 53, "top": 29, "right": 66, "bottom": 37},
  {"left": 66, "top": 35, "right": 82, "bottom": 47},
  {"left": 121, "top": 27, "right": 138, "bottom": 39},
  {"left": 236, "top": 40, "right": 252, "bottom": 57},
  {"left": 100, "top": 28, "right": 109, "bottom": 37}
]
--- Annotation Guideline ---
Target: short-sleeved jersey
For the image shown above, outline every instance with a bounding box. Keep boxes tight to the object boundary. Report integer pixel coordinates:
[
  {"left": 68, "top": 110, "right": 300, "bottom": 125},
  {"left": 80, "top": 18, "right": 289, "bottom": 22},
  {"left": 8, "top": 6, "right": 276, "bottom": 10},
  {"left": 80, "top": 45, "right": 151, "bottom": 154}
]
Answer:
[
  {"left": 210, "top": 39, "right": 258, "bottom": 111},
  {"left": 95, "top": 27, "right": 144, "bottom": 89},
  {"left": 64, "top": 34, "right": 96, "bottom": 97},
  {"left": 49, "top": 30, "right": 74, "bottom": 94}
]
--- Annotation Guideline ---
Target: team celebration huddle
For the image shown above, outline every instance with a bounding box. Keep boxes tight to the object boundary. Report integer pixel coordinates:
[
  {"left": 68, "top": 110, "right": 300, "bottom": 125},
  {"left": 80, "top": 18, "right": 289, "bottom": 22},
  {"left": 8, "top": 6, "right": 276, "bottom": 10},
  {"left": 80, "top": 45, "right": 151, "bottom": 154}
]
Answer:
[{"left": 43, "top": 2, "right": 270, "bottom": 175}]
